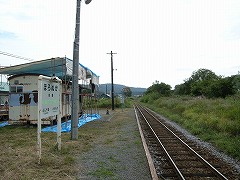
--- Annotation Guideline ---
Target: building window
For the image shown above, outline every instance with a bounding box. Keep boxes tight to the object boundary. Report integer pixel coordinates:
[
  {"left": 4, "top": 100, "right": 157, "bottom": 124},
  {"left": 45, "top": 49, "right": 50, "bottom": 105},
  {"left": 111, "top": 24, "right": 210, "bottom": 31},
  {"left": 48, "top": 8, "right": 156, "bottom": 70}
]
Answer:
[{"left": 10, "top": 85, "right": 23, "bottom": 93}]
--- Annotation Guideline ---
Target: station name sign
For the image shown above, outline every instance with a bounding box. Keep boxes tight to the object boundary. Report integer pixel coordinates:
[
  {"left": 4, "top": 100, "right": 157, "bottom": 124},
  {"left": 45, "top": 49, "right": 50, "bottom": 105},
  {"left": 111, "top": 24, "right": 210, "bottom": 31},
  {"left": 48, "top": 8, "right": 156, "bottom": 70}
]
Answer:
[{"left": 38, "top": 75, "right": 62, "bottom": 119}]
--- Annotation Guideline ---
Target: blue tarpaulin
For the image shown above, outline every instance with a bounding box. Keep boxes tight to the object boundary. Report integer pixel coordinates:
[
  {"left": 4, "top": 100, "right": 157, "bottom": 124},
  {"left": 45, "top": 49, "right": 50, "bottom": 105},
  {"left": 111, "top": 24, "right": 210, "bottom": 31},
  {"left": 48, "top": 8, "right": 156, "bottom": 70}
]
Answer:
[
  {"left": 0, "top": 121, "right": 9, "bottom": 128},
  {"left": 42, "top": 114, "right": 101, "bottom": 132}
]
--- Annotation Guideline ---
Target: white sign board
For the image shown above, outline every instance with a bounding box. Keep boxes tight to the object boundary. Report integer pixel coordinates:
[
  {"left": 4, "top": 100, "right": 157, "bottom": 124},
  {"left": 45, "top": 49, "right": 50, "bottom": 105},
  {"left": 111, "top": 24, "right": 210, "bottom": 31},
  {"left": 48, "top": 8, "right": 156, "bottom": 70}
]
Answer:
[
  {"left": 38, "top": 76, "right": 61, "bottom": 119},
  {"left": 37, "top": 75, "right": 62, "bottom": 164}
]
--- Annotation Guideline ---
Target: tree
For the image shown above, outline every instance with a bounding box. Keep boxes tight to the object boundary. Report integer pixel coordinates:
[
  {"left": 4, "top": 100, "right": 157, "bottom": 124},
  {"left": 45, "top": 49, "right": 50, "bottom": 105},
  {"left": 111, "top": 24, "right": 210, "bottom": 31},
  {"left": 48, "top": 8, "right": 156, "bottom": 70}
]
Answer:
[
  {"left": 174, "top": 81, "right": 191, "bottom": 95},
  {"left": 122, "top": 87, "right": 132, "bottom": 97},
  {"left": 232, "top": 74, "right": 240, "bottom": 91},
  {"left": 207, "top": 77, "right": 236, "bottom": 98},
  {"left": 174, "top": 68, "right": 237, "bottom": 98},
  {"left": 180, "top": 68, "right": 219, "bottom": 96},
  {"left": 146, "top": 81, "right": 171, "bottom": 96},
  {"left": 189, "top": 68, "right": 219, "bottom": 82}
]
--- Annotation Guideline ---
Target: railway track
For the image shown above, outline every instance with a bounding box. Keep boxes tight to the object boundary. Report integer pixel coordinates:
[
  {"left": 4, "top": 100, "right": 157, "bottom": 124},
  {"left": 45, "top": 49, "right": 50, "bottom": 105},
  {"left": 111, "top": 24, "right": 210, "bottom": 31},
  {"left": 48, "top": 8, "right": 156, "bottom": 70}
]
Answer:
[{"left": 134, "top": 104, "right": 238, "bottom": 179}]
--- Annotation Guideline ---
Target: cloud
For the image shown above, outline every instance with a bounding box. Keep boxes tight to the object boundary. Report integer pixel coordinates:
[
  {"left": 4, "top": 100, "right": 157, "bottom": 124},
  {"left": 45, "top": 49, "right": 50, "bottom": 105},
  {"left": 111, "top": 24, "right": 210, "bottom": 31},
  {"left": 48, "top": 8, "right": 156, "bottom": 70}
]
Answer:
[
  {"left": 0, "top": 31, "right": 17, "bottom": 39},
  {"left": 3, "top": 12, "right": 33, "bottom": 21},
  {"left": 1, "top": 0, "right": 240, "bottom": 88},
  {"left": 229, "top": 23, "right": 240, "bottom": 39}
]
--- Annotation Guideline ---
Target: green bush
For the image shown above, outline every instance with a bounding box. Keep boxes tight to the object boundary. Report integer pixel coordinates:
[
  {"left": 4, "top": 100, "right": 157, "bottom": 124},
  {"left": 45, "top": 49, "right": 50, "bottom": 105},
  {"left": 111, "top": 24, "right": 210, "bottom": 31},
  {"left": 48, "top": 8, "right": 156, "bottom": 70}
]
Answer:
[
  {"left": 97, "top": 97, "right": 122, "bottom": 109},
  {"left": 140, "top": 92, "right": 160, "bottom": 104}
]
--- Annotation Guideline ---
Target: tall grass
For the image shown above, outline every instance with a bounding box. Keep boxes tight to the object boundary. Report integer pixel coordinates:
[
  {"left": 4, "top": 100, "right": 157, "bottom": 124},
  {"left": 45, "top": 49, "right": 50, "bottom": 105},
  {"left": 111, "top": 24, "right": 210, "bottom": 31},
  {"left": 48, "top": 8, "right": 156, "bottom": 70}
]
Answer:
[{"left": 140, "top": 94, "right": 240, "bottom": 160}]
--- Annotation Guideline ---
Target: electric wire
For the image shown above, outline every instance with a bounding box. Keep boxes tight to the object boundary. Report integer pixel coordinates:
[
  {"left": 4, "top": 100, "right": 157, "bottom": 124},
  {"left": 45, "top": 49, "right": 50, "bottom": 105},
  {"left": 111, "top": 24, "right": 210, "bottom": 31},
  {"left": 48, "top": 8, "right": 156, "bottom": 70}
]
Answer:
[{"left": 0, "top": 50, "right": 34, "bottom": 61}]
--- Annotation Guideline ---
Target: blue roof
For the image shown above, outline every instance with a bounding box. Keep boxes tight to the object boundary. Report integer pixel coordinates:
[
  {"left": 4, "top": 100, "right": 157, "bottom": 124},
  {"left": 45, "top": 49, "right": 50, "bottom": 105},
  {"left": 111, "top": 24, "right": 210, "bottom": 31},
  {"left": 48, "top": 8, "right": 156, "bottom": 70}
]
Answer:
[{"left": 0, "top": 57, "right": 99, "bottom": 83}]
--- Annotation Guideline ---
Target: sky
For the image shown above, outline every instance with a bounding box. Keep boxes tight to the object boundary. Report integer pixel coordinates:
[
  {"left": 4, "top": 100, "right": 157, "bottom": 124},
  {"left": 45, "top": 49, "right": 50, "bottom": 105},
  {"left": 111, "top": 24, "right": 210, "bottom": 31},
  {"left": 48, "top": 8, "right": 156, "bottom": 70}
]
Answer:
[{"left": 0, "top": 0, "right": 240, "bottom": 89}]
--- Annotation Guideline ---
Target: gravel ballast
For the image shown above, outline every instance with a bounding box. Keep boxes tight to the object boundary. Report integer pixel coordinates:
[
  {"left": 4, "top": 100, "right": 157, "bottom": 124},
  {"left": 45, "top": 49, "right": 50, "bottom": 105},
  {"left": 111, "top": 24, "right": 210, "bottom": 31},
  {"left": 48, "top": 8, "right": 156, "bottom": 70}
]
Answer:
[{"left": 147, "top": 107, "right": 240, "bottom": 177}]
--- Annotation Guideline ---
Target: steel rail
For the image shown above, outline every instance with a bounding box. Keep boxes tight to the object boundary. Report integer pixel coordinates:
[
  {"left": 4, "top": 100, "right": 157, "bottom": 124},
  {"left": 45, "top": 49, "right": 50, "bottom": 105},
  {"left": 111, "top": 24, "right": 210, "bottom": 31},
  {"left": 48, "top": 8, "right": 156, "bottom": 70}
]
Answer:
[
  {"left": 133, "top": 106, "right": 159, "bottom": 180},
  {"left": 136, "top": 104, "right": 228, "bottom": 180},
  {"left": 135, "top": 105, "right": 185, "bottom": 180}
]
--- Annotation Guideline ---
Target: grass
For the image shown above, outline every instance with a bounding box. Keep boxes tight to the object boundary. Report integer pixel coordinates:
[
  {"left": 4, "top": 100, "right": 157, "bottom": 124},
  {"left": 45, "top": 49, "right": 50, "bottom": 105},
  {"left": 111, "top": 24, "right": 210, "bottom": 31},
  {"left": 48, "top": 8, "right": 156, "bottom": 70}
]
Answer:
[
  {"left": 0, "top": 108, "right": 147, "bottom": 179},
  {"left": 140, "top": 94, "right": 240, "bottom": 160},
  {"left": 89, "top": 161, "right": 116, "bottom": 179},
  {"left": 0, "top": 126, "right": 92, "bottom": 179},
  {"left": 0, "top": 122, "right": 102, "bottom": 179}
]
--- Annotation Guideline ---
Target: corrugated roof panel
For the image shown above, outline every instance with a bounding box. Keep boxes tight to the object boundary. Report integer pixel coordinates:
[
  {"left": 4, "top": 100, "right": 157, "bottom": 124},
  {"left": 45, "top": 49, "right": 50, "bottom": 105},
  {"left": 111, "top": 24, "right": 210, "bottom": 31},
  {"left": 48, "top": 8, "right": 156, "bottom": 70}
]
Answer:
[{"left": 0, "top": 57, "right": 99, "bottom": 83}]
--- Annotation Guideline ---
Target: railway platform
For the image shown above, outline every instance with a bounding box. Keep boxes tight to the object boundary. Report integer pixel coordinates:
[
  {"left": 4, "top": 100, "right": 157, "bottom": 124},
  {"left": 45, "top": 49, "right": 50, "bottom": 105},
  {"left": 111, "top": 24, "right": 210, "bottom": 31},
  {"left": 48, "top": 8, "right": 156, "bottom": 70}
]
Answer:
[{"left": 77, "top": 108, "right": 152, "bottom": 180}]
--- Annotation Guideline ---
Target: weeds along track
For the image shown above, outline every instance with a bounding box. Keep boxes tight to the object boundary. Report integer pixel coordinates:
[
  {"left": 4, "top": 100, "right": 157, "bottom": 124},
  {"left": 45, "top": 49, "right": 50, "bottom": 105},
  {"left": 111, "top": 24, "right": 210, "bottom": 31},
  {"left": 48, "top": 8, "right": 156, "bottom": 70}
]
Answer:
[{"left": 134, "top": 104, "right": 238, "bottom": 179}]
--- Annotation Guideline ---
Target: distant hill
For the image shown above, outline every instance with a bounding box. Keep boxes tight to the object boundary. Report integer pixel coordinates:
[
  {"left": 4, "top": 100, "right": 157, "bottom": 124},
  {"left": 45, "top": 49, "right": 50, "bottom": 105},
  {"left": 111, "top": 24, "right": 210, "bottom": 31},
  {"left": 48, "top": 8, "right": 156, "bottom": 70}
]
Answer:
[{"left": 98, "top": 83, "right": 146, "bottom": 96}]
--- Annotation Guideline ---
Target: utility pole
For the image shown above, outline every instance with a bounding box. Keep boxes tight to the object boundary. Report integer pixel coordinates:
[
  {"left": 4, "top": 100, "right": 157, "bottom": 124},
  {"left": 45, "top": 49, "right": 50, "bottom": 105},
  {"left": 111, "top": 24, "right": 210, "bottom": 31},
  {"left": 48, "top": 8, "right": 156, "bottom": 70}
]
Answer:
[
  {"left": 71, "top": 0, "right": 81, "bottom": 140},
  {"left": 71, "top": 0, "right": 92, "bottom": 140},
  {"left": 107, "top": 51, "right": 117, "bottom": 110}
]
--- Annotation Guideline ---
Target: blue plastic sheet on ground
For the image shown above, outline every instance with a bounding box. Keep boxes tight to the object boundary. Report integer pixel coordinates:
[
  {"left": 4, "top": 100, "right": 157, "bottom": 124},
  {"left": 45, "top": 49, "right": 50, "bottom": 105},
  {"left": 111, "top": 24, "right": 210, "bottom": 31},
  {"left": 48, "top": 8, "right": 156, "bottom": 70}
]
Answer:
[
  {"left": 0, "top": 121, "right": 9, "bottom": 128},
  {"left": 42, "top": 114, "right": 101, "bottom": 133}
]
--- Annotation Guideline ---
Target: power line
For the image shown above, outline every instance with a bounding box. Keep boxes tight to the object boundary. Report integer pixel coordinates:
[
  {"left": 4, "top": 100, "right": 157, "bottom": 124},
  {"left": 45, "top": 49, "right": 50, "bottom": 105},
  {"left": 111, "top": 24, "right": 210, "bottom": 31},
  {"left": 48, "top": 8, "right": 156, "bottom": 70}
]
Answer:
[{"left": 0, "top": 50, "right": 34, "bottom": 61}]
